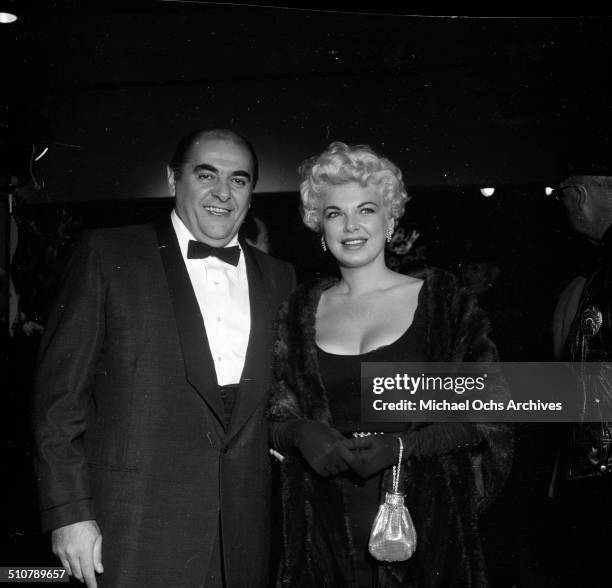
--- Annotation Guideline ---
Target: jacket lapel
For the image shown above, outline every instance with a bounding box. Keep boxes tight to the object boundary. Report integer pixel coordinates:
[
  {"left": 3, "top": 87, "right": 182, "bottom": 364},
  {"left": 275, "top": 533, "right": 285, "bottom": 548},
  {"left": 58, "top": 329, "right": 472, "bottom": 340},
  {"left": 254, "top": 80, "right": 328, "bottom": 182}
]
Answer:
[
  {"left": 226, "top": 241, "right": 274, "bottom": 442},
  {"left": 155, "top": 218, "right": 226, "bottom": 428}
]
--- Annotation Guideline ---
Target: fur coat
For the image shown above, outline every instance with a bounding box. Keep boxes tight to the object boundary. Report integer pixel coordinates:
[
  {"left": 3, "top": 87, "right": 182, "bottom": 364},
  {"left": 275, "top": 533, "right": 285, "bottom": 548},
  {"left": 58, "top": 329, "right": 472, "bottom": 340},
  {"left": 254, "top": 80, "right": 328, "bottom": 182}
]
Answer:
[{"left": 268, "top": 268, "right": 514, "bottom": 587}]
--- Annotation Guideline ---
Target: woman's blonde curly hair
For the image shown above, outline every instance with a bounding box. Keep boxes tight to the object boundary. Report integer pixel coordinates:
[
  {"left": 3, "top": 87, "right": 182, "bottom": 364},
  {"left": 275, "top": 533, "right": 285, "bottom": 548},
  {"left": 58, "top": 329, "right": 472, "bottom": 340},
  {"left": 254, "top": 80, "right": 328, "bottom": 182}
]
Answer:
[{"left": 298, "top": 141, "right": 410, "bottom": 233}]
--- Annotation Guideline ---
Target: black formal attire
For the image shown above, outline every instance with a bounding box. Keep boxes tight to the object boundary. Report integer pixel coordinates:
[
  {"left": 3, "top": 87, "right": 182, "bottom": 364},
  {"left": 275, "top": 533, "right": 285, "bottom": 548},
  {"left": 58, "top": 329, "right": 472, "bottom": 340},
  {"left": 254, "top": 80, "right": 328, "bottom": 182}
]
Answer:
[
  {"left": 269, "top": 269, "right": 513, "bottom": 587},
  {"left": 316, "top": 285, "right": 428, "bottom": 585},
  {"left": 33, "top": 218, "right": 295, "bottom": 587}
]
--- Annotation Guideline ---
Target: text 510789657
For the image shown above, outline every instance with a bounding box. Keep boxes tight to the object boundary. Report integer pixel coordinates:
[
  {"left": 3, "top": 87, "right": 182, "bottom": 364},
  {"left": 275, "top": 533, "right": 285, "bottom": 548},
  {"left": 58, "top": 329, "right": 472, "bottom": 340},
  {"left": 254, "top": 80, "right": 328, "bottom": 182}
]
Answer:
[{"left": 0, "top": 568, "right": 68, "bottom": 583}]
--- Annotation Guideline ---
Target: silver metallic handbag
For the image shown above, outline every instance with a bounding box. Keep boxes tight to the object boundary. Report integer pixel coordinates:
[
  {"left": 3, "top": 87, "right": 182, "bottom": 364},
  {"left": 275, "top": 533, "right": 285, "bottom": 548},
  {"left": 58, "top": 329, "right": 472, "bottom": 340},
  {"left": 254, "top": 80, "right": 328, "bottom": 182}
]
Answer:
[{"left": 368, "top": 437, "right": 417, "bottom": 562}]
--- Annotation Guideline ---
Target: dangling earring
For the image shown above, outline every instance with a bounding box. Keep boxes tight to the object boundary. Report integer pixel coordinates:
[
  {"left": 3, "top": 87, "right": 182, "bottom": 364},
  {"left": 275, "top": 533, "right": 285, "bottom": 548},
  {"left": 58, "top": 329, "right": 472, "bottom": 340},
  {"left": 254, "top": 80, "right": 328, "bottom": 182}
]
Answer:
[
  {"left": 386, "top": 225, "right": 394, "bottom": 243},
  {"left": 321, "top": 235, "right": 327, "bottom": 252}
]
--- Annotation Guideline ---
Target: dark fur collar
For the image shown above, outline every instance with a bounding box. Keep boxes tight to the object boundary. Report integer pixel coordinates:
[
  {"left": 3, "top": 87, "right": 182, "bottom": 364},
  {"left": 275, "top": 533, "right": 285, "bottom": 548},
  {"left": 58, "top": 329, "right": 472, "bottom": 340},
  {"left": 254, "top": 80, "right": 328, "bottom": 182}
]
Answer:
[{"left": 270, "top": 267, "right": 497, "bottom": 425}]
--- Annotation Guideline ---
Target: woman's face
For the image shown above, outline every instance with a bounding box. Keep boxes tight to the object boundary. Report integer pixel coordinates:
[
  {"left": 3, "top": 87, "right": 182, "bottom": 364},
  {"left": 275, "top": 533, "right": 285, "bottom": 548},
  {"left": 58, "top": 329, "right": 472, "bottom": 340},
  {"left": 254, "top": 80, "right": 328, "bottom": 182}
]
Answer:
[{"left": 320, "top": 181, "right": 391, "bottom": 268}]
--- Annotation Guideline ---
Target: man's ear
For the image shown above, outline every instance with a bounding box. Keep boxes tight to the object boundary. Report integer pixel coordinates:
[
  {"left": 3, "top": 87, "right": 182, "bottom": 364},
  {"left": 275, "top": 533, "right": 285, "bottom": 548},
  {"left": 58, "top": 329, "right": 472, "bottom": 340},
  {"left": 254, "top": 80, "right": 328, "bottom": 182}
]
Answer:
[
  {"left": 576, "top": 184, "right": 589, "bottom": 207},
  {"left": 575, "top": 184, "right": 598, "bottom": 222},
  {"left": 167, "top": 166, "right": 176, "bottom": 196}
]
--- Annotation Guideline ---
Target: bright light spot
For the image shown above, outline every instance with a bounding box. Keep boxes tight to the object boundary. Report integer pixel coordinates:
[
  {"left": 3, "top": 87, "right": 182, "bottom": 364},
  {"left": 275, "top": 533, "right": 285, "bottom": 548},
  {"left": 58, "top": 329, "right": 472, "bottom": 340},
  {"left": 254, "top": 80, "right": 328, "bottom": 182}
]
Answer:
[
  {"left": 480, "top": 187, "right": 495, "bottom": 197},
  {"left": 545, "top": 186, "right": 554, "bottom": 196},
  {"left": 34, "top": 147, "right": 49, "bottom": 162},
  {"left": 0, "top": 12, "right": 17, "bottom": 24}
]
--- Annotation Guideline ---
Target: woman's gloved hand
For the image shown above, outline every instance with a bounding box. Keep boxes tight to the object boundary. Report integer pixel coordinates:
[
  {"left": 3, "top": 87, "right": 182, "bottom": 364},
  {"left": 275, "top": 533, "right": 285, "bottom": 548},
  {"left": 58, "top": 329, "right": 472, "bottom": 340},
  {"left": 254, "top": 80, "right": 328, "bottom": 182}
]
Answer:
[
  {"left": 344, "top": 434, "right": 400, "bottom": 479},
  {"left": 345, "top": 424, "right": 483, "bottom": 479},
  {"left": 270, "top": 419, "right": 356, "bottom": 477}
]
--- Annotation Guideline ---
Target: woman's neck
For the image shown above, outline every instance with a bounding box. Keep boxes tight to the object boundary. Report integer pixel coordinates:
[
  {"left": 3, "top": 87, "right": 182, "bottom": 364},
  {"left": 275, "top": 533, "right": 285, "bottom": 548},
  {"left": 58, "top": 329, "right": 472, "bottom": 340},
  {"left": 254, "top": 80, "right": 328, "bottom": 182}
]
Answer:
[{"left": 336, "top": 260, "right": 395, "bottom": 296}]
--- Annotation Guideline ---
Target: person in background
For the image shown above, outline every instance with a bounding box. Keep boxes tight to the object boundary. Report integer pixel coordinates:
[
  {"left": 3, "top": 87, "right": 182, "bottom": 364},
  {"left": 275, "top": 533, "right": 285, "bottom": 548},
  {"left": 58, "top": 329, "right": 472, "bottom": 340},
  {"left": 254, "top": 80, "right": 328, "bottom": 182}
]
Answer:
[
  {"left": 241, "top": 213, "right": 271, "bottom": 254},
  {"left": 550, "top": 162, "right": 612, "bottom": 585}
]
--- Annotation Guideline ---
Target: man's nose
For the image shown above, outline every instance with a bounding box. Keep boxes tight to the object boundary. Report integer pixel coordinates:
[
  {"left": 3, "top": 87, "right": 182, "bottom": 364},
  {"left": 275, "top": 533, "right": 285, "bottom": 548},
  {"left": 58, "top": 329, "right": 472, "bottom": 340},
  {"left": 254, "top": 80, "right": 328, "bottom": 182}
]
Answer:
[{"left": 213, "top": 177, "right": 231, "bottom": 201}]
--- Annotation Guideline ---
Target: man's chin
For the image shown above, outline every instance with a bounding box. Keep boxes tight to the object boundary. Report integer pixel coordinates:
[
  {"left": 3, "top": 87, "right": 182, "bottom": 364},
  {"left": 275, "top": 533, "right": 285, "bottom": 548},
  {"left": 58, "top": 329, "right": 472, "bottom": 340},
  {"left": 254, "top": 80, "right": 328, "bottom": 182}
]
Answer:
[{"left": 195, "top": 227, "right": 238, "bottom": 246}]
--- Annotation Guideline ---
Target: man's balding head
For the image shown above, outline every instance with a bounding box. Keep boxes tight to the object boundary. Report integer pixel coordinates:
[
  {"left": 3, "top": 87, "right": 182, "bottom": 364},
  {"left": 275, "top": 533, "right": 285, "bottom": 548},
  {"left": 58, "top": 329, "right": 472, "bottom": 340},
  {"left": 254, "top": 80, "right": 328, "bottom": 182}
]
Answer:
[{"left": 169, "top": 128, "right": 259, "bottom": 186}]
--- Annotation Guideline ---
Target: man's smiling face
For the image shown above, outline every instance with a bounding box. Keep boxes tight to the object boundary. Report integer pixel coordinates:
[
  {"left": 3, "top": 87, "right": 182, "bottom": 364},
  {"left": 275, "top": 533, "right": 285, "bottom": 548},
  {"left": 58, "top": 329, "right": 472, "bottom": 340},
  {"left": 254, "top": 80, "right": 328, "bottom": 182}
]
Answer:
[{"left": 168, "top": 135, "right": 254, "bottom": 246}]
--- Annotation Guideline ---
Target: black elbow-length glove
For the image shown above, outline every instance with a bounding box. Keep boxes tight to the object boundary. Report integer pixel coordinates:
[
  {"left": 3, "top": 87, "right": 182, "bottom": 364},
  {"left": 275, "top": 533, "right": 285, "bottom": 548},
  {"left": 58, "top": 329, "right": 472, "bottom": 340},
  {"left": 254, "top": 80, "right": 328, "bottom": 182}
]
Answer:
[{"left": 270, "top": 419, "right": 356, "bottom": 477}]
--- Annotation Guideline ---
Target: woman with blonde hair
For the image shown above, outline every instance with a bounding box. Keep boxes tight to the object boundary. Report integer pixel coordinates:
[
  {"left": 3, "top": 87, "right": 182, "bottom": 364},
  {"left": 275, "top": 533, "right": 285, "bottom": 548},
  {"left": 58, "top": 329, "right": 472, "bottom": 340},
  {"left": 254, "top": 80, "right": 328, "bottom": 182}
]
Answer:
[{"left": 269, "top": 142, "right": 512, "bottom": 587}]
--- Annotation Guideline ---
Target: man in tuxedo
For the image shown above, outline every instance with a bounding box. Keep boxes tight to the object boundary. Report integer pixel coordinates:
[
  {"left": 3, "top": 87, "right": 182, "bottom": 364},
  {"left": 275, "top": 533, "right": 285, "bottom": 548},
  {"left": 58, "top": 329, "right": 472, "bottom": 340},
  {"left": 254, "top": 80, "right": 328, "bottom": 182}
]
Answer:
[{"left": 33, "top": 128, "right": 296, "bottom": 587}]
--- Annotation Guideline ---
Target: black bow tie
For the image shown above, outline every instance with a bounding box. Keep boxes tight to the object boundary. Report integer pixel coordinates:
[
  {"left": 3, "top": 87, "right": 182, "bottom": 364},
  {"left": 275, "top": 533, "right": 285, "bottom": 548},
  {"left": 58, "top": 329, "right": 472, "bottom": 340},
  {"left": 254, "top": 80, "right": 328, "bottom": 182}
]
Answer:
[{"left": 187, "top": 240, "right": 241, "bottom": 266}]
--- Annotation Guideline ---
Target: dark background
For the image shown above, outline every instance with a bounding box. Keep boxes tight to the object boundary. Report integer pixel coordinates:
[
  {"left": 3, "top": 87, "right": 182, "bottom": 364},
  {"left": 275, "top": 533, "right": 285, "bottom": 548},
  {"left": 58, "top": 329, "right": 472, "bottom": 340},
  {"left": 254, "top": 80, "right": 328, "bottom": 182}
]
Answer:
[{"left": 1, "top": 3, "right": 611, "bottom": 586}]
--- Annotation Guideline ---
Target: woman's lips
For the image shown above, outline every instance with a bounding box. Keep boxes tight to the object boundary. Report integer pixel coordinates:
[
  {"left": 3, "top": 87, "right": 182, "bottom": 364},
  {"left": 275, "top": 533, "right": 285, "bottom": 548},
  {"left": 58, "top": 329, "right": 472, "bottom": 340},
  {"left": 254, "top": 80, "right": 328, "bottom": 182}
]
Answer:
[{"left": 341, "top": 238, "right": 367, "bottom": 249}]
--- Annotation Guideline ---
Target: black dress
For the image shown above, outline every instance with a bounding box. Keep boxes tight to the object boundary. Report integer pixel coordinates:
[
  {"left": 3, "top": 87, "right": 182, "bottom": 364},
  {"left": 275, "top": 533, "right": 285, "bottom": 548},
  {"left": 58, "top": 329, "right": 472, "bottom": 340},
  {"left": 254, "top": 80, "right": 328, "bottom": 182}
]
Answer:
[{"left": 316, "top": 285, "right": 427, "bottom": 586}]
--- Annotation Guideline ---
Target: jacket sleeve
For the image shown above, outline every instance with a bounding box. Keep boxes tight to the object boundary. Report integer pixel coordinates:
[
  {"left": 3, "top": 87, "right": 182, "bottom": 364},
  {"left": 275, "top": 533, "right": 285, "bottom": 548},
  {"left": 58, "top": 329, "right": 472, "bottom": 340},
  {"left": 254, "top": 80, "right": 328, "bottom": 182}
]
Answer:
[{"left": 32, "top": 231, "right": 106, "bottom": 532}]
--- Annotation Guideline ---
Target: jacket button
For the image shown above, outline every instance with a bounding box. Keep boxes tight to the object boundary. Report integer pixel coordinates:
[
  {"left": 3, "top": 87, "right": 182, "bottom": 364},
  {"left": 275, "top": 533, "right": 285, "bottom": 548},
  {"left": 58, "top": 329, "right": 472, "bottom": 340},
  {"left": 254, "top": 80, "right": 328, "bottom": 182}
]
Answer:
[
  {"left": 600, "top": 465, "right": 608, "bottom": 473},
  {"left": 221, "top": 445, "right": 229, "bottom": 454}
]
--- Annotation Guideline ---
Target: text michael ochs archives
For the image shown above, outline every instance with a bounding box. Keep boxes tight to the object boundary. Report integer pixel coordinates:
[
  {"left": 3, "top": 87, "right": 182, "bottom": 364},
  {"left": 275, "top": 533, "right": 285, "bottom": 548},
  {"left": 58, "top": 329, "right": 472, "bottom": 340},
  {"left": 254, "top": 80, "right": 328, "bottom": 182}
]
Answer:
[
  {"left": 361, "top": 362, "right": 612, "bottom": 423},
  {"left": 371, "top": 373, "right": 562, "bottom": 412}
]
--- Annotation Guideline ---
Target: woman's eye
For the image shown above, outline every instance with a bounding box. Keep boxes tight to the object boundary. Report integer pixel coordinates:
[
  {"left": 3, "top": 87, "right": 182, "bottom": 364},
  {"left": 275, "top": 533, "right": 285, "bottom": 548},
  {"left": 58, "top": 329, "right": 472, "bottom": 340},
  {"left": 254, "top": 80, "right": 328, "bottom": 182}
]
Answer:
[
  {"left": 360, "top": 207, "right": 375, "bottom": 214},
  {"left": 325, "top": 211, "right": 340, "bottom": 219}
]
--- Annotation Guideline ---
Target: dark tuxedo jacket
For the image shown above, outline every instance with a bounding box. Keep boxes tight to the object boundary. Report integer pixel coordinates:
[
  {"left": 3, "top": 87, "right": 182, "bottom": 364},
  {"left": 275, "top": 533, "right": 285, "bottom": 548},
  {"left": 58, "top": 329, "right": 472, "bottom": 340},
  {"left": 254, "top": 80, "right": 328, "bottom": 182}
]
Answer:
[{"left": 33, "top": 218, "right": 296, "bottom": 587}]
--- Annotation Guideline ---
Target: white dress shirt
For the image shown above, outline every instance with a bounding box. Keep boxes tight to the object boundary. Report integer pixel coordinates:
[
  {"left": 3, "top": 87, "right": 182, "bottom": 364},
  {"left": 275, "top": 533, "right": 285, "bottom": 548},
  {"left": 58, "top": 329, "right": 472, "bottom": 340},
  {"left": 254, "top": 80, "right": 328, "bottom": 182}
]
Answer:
[{"left": 171, "top": 210, "right": 251, "bottom": 386}]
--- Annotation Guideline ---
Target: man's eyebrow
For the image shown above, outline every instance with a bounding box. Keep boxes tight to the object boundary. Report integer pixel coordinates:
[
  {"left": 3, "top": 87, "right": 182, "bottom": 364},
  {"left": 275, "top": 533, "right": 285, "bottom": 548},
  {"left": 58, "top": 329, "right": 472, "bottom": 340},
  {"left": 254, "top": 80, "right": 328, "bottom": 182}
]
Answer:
[
  {"left": 192, "top": 164, "right": 252, "bottom": 181},
  {"left": 192, "top": 163, "right": 218, "bottom": 174},
  {"left": 232, "top": 170, "right": 252, "bottom": 181}
]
